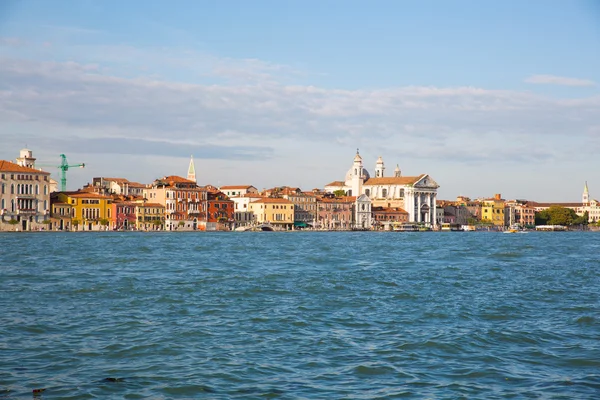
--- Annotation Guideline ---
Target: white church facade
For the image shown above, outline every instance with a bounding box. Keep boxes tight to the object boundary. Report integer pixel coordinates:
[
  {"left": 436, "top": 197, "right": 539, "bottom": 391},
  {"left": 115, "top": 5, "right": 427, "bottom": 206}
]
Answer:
[{"left": 324, "top": 150, "right": 439, "bottom": 227}]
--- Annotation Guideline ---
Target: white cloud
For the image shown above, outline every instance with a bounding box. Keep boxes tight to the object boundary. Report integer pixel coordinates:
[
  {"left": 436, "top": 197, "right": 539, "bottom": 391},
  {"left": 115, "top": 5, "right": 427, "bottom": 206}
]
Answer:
[
  {"left": 525, "top": 74, "right": 596, "bottom": 87},
  {"left": 0, "top": 45, "right": 599, "bottom": 201}
]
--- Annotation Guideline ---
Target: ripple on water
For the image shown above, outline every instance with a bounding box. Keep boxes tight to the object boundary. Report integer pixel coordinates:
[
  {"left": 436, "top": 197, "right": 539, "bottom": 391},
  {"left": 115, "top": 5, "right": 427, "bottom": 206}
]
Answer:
[{"left": 1, "top": 231, "right": 599, "bottom": 398}]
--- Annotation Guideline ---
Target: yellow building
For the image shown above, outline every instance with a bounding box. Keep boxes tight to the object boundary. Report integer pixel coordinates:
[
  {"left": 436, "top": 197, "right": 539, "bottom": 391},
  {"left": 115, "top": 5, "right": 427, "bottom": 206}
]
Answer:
[
  {"left": 481, "top": 194, "right": 505, "bottom": 227},
  {"left": 248, "top": 198, "right": 294, "bottom": 229},
  {"left": 55, "top": 191, "right": 113, "bottom": 231},
  {"left": 136, "top": 202, "right": 166, "bottom": 230}
]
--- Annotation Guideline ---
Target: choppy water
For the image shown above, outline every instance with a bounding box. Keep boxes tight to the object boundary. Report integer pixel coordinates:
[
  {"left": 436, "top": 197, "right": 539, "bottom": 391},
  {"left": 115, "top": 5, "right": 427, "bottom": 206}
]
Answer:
[{"left": 1, "top": 231, "right": 599, "bottom": 399}]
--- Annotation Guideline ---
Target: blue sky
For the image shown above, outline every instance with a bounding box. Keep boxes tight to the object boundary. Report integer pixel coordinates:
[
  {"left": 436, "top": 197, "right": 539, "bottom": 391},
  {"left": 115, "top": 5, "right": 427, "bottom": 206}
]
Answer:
[{"left": 0, "top": 0, "right": 599, "bottom": 201}]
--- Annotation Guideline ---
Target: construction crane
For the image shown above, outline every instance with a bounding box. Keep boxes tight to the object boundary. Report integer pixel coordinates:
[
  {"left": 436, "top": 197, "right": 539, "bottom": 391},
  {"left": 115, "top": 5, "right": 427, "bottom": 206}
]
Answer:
[{"left": 57, "top": 154, "right": 85, "bottom": 192}]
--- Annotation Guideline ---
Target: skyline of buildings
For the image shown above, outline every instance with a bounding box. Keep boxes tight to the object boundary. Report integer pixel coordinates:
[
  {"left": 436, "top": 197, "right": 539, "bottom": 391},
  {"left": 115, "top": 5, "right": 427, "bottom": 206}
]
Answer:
[{"left": 1, "top": 147, "right": 598, "bottom": 232}]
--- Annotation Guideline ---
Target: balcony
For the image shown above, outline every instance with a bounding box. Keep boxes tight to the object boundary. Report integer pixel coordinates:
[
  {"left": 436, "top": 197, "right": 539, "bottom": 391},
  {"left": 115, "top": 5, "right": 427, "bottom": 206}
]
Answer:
[{"left": 17, "top": 209, "right": 36, "bottom": 215}]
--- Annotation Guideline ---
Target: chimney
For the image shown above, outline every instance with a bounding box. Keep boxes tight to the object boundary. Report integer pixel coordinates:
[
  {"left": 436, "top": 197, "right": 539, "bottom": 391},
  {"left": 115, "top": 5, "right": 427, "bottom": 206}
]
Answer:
[{"left": 494, "top": 193, "right": 502, "bottom": 200}]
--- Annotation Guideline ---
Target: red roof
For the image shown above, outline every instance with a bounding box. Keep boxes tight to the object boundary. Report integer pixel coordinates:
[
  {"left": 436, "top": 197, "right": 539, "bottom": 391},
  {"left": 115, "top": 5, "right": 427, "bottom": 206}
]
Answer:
[{"left": 0, "top": 160, "right": 51, "bottom": 174}]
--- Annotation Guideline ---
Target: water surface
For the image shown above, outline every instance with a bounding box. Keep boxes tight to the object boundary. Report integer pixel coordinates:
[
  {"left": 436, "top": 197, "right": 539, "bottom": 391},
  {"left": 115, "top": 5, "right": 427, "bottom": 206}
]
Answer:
[{"left": 1, "top": 231, "right": 599, "bottom": 398}]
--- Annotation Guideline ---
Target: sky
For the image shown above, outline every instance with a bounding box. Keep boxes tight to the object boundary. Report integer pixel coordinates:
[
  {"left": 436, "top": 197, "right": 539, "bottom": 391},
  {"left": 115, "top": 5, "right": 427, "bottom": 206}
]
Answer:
[{"left": 0, "top": 0, "right": 599, "bottom": 201}]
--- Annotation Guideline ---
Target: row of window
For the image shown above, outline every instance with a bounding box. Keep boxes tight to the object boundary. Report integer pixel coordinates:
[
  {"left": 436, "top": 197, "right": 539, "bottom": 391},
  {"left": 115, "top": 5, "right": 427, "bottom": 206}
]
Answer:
[
  {"left": 0, "top": 173, "right": 48, "bottom": 181},
  {"left": 1, "top": 198, "right": 47, "bottom": 212},
  {"left": 1, "top": 183, "right": 48, "bottom": 195}
]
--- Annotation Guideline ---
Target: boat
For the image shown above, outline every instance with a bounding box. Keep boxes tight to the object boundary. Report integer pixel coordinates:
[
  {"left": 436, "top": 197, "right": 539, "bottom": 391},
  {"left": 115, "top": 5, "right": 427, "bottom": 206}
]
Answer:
[{"left": 504, "top": 224, "right": 527, "bottom": 233}]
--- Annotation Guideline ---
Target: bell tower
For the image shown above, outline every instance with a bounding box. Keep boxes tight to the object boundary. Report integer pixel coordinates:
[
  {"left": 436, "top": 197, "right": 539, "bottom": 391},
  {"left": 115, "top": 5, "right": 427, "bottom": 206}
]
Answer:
[
  {"left": 583, "top": 181, "right": 589, "bottom": 205},
  {"left": 187, "top": 155, "right": 197, "bottom": 184},
  {"left": 375, "top": 156, "right": 385, "bottom": 177},
  {"left": 352, "top": 149, "right": 364, "bottom": 197}
]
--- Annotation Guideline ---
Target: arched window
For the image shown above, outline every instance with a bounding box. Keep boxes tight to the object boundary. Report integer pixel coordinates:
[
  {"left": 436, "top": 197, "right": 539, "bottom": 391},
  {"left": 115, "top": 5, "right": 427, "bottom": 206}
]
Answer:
[
  {"left": 382, "top": 189, "right": 388, "bottom": 198},
  {"left": 365, "top": 189, "right": 370, "bottom": 197}
]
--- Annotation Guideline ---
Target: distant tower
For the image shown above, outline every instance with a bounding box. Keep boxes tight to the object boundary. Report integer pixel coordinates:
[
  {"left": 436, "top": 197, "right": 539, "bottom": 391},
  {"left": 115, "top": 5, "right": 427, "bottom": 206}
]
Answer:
[
  {"left": 16, "top": 148, "right": 36, "bottom": 168},
  {"left": 352, "top": 149, "right": 364, "bottom": 197},
  {"left": 187, "top": 155, "right": 196, "bottom": 183},
  {"left": 375, "top": 156, "right": 385, "bottom": 178},
  {"left": 583, "top": 181, "right": 589, "bottom": 205},
  {"left": 394, "top": 164, "right": 401, "bottom": 177}
]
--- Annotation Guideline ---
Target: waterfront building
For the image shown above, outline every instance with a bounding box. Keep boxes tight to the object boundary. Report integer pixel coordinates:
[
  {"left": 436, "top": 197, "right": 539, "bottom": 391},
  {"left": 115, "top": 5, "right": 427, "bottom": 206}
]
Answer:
[
  {"left": 282, "top": 189, "right": 317, "bottom": 228},
  {"left": 456, "top": 196, "right": 482, "bottom": 222},
  {"left": 205, "top": 187, "right": 235, "bottom": 231},
  {"left": 144, "top": 176, "right": 207, "bottom": 231},
  {"left": 135, "top": 202, "right": 166, "bottom": 231},
  {"left": 355, "top": 194, "right": 372, "bottom": 229},
  {"left": 372, "top": 206, "right": 409, "bottom": 230},
  {"left": 54, "top": 191, "right": 112, "bottom": 231},
  {"left": 437, "top": 200, "right": 471, "bottom": 226},
  {"left": 112, "top": 201, "right": 138, "bottom": 230},
  {"left": 504, "top": 200, "right": 536, "bottom": 227},
  {"left": 230, "top": 193, "right": 263, "bottom": 228},
  {"left": 324, "top": 150, "right": 439, "bottom": 228},
  {"left": 481, "top": 194, "right": 505, "bottom": 227},
  {"left": 49, "top": 193, "right": 73, "bottom": 230},
  {"left": 0, "top": 149, "right": 51, "bottom": 231},
  {"left": 248, "top": 197, "right": 294, "bottom": 230},
  {"left": 316, "top": 195, "right": 354, "bottom": 230}
]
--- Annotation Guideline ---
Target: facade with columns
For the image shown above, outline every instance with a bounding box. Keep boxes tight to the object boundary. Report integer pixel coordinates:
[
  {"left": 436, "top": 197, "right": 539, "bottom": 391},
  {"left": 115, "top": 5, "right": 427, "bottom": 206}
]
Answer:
[
  {"left": 0, "top": 149, "right": 52, "bottom": 231},
  {"left": 324, "top": 150, "right": 439, "bottom": 227}
]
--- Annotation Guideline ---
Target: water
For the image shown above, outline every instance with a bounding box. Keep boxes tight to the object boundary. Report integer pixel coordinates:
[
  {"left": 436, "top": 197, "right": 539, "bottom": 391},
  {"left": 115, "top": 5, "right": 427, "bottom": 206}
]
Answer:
[{"left": 1, "top": 231, "right": 599, "bottom": 399}]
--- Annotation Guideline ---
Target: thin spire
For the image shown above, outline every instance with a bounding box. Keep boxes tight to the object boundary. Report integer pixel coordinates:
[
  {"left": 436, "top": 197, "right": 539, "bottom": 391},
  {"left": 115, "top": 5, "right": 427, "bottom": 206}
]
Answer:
[
  {"left": 584, "top": 181, "right": 589, "bottom": 193},
  {"left": 187, "top": 155, "right": 196, "bottom": 183}
]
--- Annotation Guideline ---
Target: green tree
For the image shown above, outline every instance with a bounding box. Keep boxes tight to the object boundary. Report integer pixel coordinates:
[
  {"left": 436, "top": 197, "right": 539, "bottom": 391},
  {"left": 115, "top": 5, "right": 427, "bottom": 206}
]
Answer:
[
  {"left": 7, "top": 219, "right": 18, "bottom": 225},
  {"left": 573, "top": 211, "right": 589, "bottom": 226},
  {"left": 178, "top": 221, "right": 185, "bottom": 227},
  {"left": 99, "top": 218, "right": 110, "bottom": 226},
  {"left": 333, "top": 189, "right": 346, "bottom": 197},
  {"left": 537, "top": 206, "right": 580, "bottom": 226}
]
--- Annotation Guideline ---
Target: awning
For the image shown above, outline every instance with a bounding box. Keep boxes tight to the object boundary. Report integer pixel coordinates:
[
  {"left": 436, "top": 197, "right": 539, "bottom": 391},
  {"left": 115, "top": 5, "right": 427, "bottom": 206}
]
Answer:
[{"left": 294, "top": 221, "right": 308, "bottom": 227}]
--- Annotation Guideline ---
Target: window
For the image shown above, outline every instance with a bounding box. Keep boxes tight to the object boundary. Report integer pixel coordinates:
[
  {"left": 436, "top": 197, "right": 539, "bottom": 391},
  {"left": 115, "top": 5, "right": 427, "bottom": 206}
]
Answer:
[
  {"left": 382, "top": 189, "right": 388, "bottom": 198},
  {"left": 11, "top": 184, "right": 14, "bottom": 194},
  {"left": 365, "top": 189, "right": 370, "bottom": 197}
]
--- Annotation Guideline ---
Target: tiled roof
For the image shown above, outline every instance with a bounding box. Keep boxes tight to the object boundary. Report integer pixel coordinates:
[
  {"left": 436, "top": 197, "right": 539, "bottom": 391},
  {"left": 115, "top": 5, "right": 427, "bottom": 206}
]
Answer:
[
  {"left": 102, "top": 177, "right": 129, "bottom": 183},
  {"left": 364, "top": 175, "right": 423, "bottom": 186},
  {"left": 127, "top": 181, "right": 146, "bottom": 188},
  {"left": 141, "top": 203, "right": 165, "bottom": 208},
  {"left": 63, "top": 191, "right": 112, "bottom": 199},
  {"left": 319, "top": 196, "right": 355, "bottom": 203},
  {"left": 529, "top": 202, "right": 583, "bottom": 208},
  {"left": 220, "top": 185, "right": 255, "bottom": 190},
  {"left": 0, "top": 160, "right": 51, "bottom": 174},
  {"left": 372, "top": 206, "right": 408, "bottom": 213},
  {"left": 251, "top": 198, "right": 293, "bottom": 204},
  {"left": 163, "top": 175, "right": 196, "bottom": 184},
  {"left": 324, "top": 181, "right": 345, "bottom": 187}
]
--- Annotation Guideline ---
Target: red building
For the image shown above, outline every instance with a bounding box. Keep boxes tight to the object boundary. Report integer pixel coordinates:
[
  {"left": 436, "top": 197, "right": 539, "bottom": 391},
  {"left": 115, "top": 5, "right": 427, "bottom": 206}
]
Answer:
[
  {"left": 372, "top": 206, "right": 409, "bottom": 229},
  {"left": 206, "top": 188, "right": 234, "bottom": 230},
  {"left": 112, "top": 201, "right": 138, "bottom": 230},
  {"left": 316, "top": 195, "right": 354, "bottom": 230}
]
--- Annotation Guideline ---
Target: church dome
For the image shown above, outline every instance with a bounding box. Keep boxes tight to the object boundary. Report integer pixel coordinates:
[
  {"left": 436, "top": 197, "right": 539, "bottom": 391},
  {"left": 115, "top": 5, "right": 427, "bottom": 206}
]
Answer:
[{"left": 345, "top": 166, "right": 370, "bottom": 185}]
